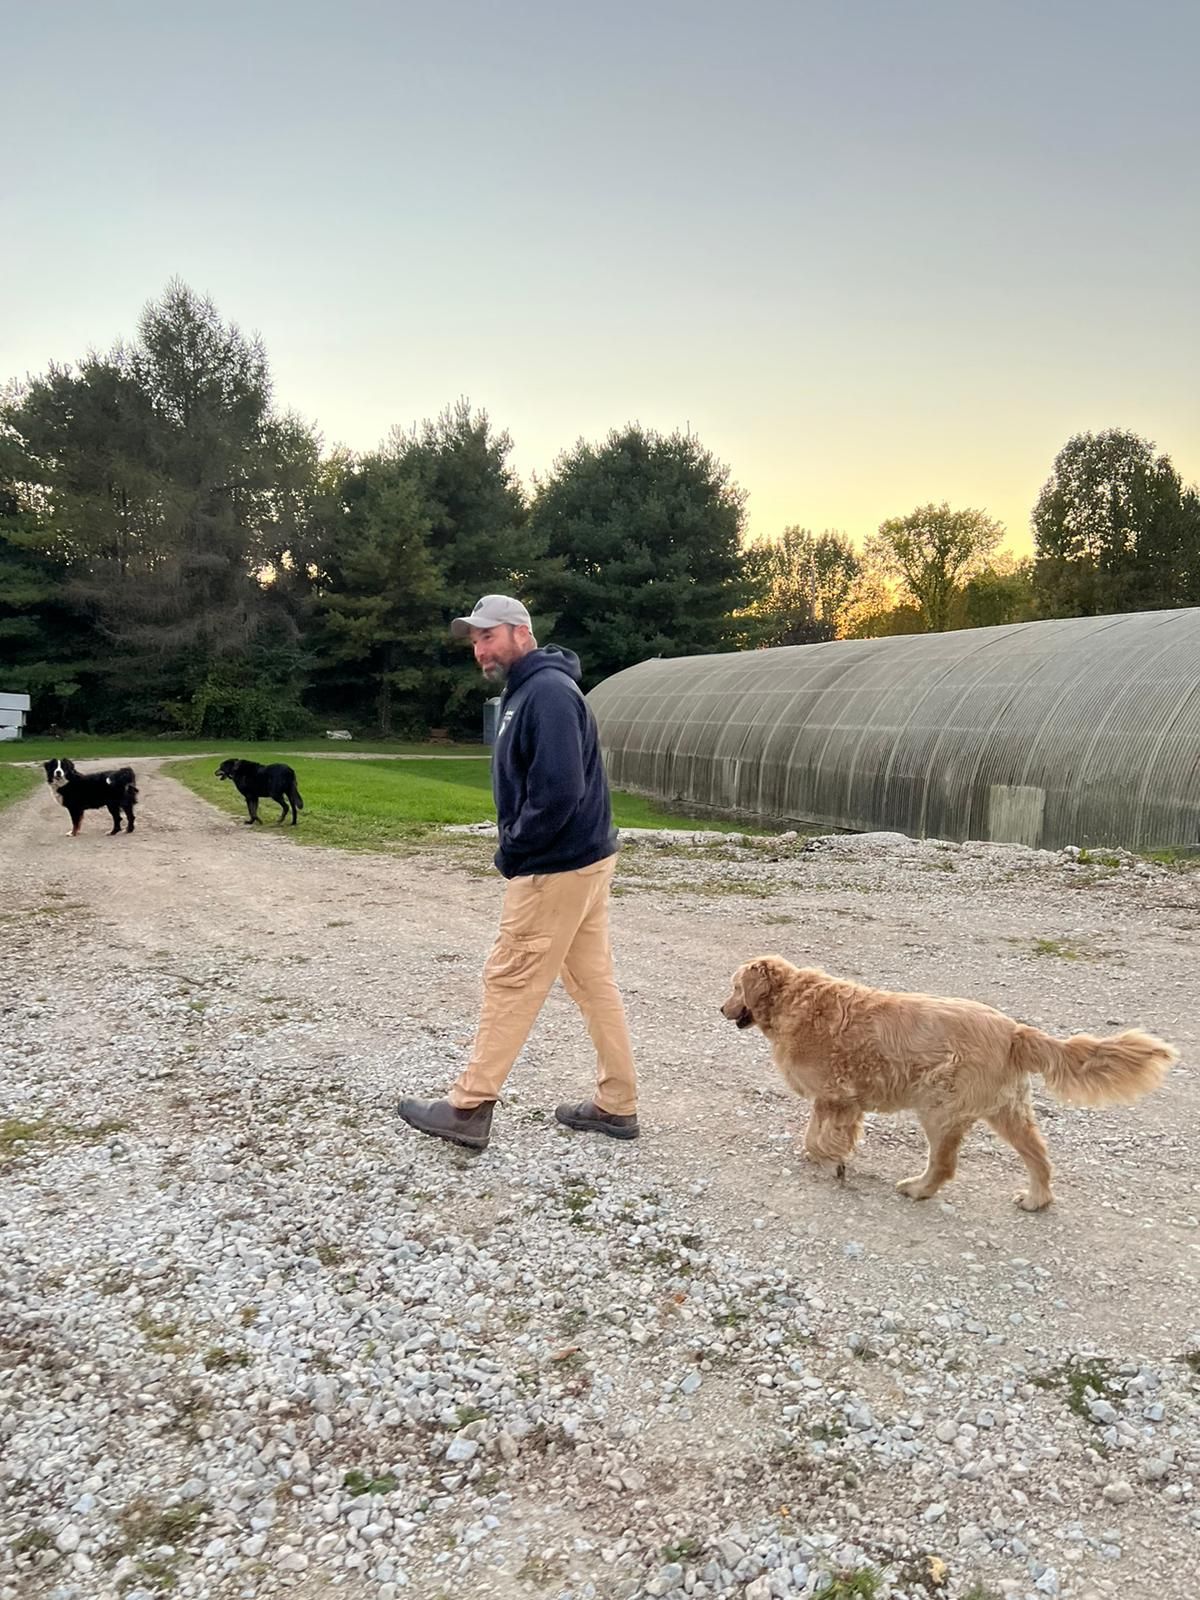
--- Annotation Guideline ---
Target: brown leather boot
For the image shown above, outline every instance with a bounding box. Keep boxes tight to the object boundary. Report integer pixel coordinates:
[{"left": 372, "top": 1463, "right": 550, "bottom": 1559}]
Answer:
[
  {"left": 398, "top": 1098, "right": 494, "bottom": 1150},
  {"left": 554, "top": 1101, "right": 639, "bottom": 1140}
]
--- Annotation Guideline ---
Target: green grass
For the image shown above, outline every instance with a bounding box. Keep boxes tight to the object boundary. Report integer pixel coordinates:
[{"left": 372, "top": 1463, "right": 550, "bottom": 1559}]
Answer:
[
  {"left": 0, "top": 1115, "right": 128, "bottom": 1168},
  {"left": 165, "top": 755, "right": 765, "bottom": 849},
  {"left": 611, "top": 791, "right": 763, "bottom": 832},
  {"left": 0, "top": 1118, "right": 51, "bottom": 1164},
  {"left": 0, "top": 764, "right": 39, "bottom": 811},
  {"left": 1030, "top": 936, "right": 1086, "bottom": 960},
  {"left": 2, "top": 735, "right": 487, "bottom": 765},
  {"left": 1142, "top": 845, "right": 1200, "bottom": 869}
]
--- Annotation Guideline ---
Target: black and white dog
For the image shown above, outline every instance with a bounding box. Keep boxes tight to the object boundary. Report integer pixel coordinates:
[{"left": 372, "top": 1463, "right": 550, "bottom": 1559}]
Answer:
[
  {"left": 43, "top": 757, "right": 139, "bottom": 837},
  {"left": 215, "top": 758, "right": 304, "bottom": 825}
]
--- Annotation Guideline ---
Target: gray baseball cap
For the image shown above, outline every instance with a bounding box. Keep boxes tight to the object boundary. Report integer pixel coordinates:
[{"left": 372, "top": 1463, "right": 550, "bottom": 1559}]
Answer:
[{"left": 450, "top": 594, "right": 532, "bottom": 638}]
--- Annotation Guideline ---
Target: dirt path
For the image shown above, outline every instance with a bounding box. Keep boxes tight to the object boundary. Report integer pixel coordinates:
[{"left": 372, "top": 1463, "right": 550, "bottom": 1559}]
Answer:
[
  {"left": 3, "top": 761, "right": 1199, "bottom": 1600},
  {"left": 14, "top": 762, "right": 1198, "bottom": 1339}
]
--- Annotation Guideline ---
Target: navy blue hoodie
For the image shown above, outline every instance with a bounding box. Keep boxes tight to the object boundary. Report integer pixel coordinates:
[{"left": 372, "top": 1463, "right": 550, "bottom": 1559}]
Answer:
[{"left": 491, "top": 646, "right": 618, "bottom": 878}]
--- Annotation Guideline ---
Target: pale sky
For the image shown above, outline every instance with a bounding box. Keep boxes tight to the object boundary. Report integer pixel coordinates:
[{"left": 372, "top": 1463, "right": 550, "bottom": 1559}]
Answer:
[{"left": 4, "top": 0, "right": 1198, "bottom": 554}]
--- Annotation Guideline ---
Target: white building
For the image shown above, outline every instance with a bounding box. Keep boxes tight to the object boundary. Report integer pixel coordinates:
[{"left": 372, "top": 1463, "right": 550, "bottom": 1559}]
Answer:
[{"left": 0, "top": 692, "right": 31, "bottom": 742}]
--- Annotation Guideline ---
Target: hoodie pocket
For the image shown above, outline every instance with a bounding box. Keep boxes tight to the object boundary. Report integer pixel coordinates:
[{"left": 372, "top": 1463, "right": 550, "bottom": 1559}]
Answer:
[{"left": 484, "top": 933, "right": 554, "bottom": 988}]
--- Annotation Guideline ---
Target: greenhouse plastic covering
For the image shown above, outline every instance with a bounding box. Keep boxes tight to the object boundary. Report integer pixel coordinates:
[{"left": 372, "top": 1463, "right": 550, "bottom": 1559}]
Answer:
[{"left": 587, "top": 609, "right": 1200, "bottom": 850}]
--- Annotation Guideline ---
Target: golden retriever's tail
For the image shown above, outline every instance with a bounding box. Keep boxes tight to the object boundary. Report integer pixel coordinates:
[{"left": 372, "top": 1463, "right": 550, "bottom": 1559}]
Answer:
[{"left": 1011, "top": 1025, "right": 1176, "bottom": 1107}]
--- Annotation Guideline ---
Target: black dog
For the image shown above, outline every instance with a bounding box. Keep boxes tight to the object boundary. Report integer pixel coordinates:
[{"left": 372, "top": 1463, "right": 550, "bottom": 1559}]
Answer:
[
  {"left": 215, "top": 758, "right": 304, "bottom": 825},
  {"left": 43, "top": 757, "right": 139, "bottom": 837}
]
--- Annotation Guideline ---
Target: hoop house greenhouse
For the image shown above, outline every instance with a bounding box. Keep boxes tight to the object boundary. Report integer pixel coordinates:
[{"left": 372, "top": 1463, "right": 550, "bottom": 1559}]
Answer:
[{"left": 588, "top": 609, "right": 1200, "bottom": 851}]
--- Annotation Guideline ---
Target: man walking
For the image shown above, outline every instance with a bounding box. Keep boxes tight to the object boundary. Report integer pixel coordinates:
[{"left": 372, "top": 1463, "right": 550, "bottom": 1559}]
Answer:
[{"left": 399, "top": 595, "right": 639, "bottom": 1151}]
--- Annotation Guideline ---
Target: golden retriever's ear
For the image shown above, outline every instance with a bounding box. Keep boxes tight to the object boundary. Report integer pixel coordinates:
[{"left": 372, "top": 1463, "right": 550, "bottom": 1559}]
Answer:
[{"left": 740, "top": 960, "right": 772, "bottom": 1009}]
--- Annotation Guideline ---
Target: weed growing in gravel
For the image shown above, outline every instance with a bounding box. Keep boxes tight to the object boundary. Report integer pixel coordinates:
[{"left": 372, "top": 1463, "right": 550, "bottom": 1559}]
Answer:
[
  {"left": 134, "top": 1504, "right": 211, "bottom": 1542},
  {"left": 170, "top": 1388, "right": 214, "bottom": 1442},
  {"left": 1180, "top": 1350, "right": 1200, "bottom": 1374},
  {"left": 114, "top": 1496, "right": 210, "bottom": 1583},
  {"left": 550, "top": 1349, "right": 588, "bottom": 1376},
  {"left": 1032, "top": 1356, "right": 1119, "bottom": 1420},
  {"left": 124, "top": 1500, "right": 210, "bottom": 1543},
  {"left": 562, "top": 1179, "right": 598, "bottom": 1228},
  {"left": 343, "top": 1468, "right": 399, "bottom": 1496},
  {"left": 125, "top": 1553, "right": 182, "bottom": 1592},
  {"left": 135, "top": 1312, "right": 185, "bottom": 1353},
  {"left": 661, "top": 1534, "right": 704, "bottom": 1561},
  {"left": 962, "top": 1583, "right": 1004, "bottom": 1600},
  {"left": 1, "top": 902, "right": 76, "bottom": 921},
  {"left": 516, "top": 1555, "right": 563, "bottom": 1585},
  {"left": 713, "top": 1306, "right": 749, "bottom": 1328},
  {"left": 0, "top": 1117, "right": 49, "bottom": 1162},
  {"left": 12, "top": 1527, "right": 55, "bottom": 1555},
  {"left": 817, "top": 1566, "right": 883, "bottom": 1598},
  {"left": 2, "top": 1115, "right": 131, "bottom": 1171},
  {"left": 201, "top": 1346, "right": 251, "bottom": 1372},
  {"left": 809, "top": 1417, "right": 848, "bottom": 1441},
  {"left": 1030, "top": 937, "right": 1085, "bottom": 959}
]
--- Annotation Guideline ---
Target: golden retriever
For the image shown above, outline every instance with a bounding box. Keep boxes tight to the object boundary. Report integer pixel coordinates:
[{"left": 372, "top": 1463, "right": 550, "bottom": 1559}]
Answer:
[{"left": 721, "top": 956, "right": 1176, "bottom": 1209}]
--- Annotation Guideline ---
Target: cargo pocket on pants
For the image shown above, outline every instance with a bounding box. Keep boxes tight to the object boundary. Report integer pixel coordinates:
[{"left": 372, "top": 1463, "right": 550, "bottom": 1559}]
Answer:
[{"left": 484, "top": 933, "right": 554, "bottom": 988}]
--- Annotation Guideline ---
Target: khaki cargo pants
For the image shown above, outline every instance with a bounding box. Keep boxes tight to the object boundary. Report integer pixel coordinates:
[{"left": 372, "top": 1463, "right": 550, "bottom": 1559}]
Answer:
[{"left": 448, "top": 853, "right": 638, "bottom": 1115}]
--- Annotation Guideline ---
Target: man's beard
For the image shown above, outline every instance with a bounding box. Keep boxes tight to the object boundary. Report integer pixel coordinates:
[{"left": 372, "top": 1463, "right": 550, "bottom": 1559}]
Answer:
[{"left": 482, "top": 663, "right": 508, "bottom": 685}]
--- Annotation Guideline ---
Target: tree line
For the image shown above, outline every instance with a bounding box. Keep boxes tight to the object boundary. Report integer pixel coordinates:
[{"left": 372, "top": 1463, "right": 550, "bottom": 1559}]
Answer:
[{"left": 3, "top": 282, "right": 1198, "bottom": 738}]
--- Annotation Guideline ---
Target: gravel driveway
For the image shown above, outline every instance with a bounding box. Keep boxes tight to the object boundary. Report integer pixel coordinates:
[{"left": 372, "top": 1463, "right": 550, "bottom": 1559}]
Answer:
[{"left": 2, "top": 762, "right": 1198, "bottom": 1600}]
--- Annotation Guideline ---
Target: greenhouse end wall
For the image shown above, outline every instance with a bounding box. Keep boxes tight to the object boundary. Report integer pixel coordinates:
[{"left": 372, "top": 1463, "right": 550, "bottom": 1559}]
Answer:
[{"left": 586, "top": 609, "right": 1200, "bottom": 851}]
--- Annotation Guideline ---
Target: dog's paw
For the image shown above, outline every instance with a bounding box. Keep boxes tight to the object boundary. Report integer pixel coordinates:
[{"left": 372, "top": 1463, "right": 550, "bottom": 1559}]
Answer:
[
  {"left": 896, "top": 1176, "right": 934, "bottom": 1200},
  {"left": 1014, "top": 1189, "right": 1053, "bottom": 1212}
]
